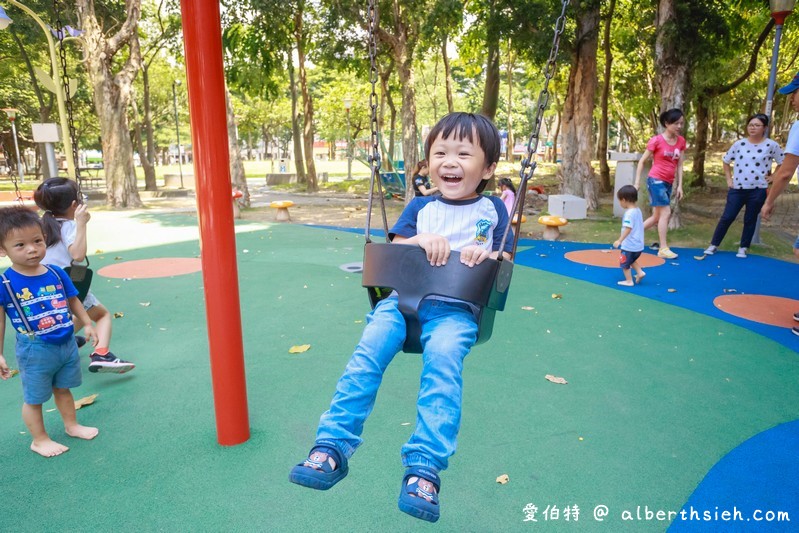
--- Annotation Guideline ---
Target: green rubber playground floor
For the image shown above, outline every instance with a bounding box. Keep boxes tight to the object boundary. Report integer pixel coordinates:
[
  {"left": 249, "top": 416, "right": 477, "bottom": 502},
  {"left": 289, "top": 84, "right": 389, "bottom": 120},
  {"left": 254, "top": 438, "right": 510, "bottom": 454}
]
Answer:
[{"left": 0, "top": 214, "right": 797, "bottom": 532}]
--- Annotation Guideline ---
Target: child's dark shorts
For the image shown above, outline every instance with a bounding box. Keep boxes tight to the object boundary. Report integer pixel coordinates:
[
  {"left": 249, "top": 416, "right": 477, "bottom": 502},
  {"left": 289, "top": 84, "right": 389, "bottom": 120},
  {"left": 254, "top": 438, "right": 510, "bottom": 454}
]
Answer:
[
  {"left": 619, "top": 250, "right": 642, "bottom": 270},
  {"left": 15, "top": 333, "right": 81, "bottom": 405}
]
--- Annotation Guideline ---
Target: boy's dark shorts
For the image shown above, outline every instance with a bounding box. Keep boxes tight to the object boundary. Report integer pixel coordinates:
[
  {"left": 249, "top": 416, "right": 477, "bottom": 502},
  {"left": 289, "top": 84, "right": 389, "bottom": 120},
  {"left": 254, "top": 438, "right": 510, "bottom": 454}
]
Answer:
[{"left": 619, "top": 250, "right": 642, "bottom": 270}]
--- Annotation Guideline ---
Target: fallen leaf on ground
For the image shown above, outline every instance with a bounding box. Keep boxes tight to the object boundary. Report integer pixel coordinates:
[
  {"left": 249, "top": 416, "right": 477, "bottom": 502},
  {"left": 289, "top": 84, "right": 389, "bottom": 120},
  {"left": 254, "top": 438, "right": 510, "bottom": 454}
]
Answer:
[
  {"left": 289, "top": 344, "right": 311, "bottom": 354},
  {"left": 9, "top": 369, "right": 19, "bottom": 377},
  {"left": 94, "top": 249, "right": 104, "bottom": 254},
  {"left": 113, "top": 256, "right": 123, "bottom": 260},
  {"left": 74, "top": 394, "right": 98, "bottom": 410},
  {"left": 693, "top": 255, "right": 706, "bottom": 261},
  {"left": 496, "top": 474, "right": 510, "bottom": 484},
  {"left": 139, "top": 302, "right": 151, "bottom": 307},
  {"left": 545, "top": 374, "right": 568, "bottom": 385},
  {"left": 551, "top": 294, "right": 562, "bottom": 299},
  {"left": 667, "top": 288, "right": 677, "bottom": 293},
  {"left": 113, "top": 312, "right": 124, "bottom": 318}
]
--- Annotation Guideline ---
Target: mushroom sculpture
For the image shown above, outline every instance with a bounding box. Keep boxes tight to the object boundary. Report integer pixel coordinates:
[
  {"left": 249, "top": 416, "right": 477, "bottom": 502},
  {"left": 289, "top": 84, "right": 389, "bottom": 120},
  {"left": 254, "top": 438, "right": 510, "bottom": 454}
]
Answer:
[{"left": 538, "top": 215, "right": 567, "bottom": 241}]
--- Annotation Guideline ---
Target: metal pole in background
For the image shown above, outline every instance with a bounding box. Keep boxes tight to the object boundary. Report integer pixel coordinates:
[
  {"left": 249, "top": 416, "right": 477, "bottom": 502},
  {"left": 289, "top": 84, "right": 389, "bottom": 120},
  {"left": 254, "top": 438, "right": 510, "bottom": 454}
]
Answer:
[
  {"left": 179, "top": 0, "right": 249, "bottom": 446},
  {"left": 7, "top": 112, "right": 24, "bottom": 183},
  {"left": 172, "top": 79, "right": 185, "bottom": 189},
  {"left": 756, "top": 2, "right": 795, "bottom": 245},
  {"left": 344, "top": 96, "right": 353, "bottom": 179}
]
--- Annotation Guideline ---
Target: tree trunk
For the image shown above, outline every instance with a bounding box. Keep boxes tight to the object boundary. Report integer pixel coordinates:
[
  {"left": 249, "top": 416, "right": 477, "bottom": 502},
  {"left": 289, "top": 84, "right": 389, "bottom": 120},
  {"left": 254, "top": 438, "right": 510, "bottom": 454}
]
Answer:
[
  {"left": 506, "top": 39, "right": 514, "bottom": 162},
  {"left": 598, "top": 0, "right": 616, "bottom": 193},
  {"left": 288, "top": 49, "right": 306, "bottom": 183},
  {"left": 550, "top": 104, "right": 561, "bottom": 164},
  {"left": 225, "top": 89, "right": 249, "bottom": 207},
  {"left": 379, "top": 62, "right": 397, "bottom": 168},
  {"left": 131, "top": 94, "right": 156, "bottom": 191},
  {"left": 559, "top": 2, "right": 600, "bottom": 210},
  {"left": 77, "top": 0, "right": 143, "bottom": 208},
  {"left": 141, "top": 66, "right": 157, "bottom": 191},
  {"left": 295, "top": 5, "right": 318, "bottom": 192},
  {"left": 396, "top": 50, "right": 419, "bottom": 203},
  {"left": 480, "top": 0, "right": 500, "bottom": 120},
  {"left": 442, "top": 36, "right": 454, "bottom": 114},
  {"left": 655, "top": 0, "right": 689, "bottom": 110},
  {"left": 691, "top": 95, "right": 709, "bottom": 188}
]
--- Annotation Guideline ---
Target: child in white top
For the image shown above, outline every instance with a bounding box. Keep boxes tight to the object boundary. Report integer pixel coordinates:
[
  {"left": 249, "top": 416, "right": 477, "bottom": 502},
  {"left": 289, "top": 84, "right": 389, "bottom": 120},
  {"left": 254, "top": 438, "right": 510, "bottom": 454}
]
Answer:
[
  {"left": 613, "top": 185, "right": 646, "bottom": 286},
  {"left": 34, "top": 178, "right": 134, "bottom": 374}
]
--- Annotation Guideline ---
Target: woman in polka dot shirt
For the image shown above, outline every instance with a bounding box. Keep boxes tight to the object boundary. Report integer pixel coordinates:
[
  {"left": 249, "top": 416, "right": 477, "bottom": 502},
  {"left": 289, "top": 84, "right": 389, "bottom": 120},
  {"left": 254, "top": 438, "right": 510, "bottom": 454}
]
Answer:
[{"left": 703, "top": 114, "right": 784, "bottom": 258}]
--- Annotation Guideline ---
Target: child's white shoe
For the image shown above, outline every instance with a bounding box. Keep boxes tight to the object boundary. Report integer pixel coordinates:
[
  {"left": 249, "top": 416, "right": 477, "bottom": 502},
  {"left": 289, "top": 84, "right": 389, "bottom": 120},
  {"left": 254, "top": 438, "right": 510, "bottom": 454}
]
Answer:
[{"left": 736, "top": 247, "right": 747, "bottom": 258}]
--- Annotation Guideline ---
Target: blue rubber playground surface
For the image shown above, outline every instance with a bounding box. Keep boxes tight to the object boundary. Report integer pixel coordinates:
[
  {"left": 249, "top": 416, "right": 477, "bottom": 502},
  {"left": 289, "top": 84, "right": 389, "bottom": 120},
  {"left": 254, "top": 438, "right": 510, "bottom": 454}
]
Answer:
[{"left": 0, "top": 215, "right": 796, "bottom": 531}]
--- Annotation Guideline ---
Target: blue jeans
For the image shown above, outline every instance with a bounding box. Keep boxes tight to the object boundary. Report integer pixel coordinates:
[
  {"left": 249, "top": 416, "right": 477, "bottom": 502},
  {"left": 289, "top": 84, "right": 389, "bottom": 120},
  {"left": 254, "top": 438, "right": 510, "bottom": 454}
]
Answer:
[
  {"left": 316, "top": 297, "right": 478, "bottom": 472},
  {"left": 647, "top": 177, "right": 673, "bottom": 207},
  {"left": 710, "top": 188, "right": 767, "bottom": 249}
]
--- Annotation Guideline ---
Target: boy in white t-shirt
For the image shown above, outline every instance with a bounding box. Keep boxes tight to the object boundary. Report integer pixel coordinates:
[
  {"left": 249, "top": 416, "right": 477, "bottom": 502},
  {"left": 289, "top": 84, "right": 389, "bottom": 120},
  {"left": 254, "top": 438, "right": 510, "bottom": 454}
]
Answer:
[{"left": 613, "top": 185, "right": 646, "bottom": 287}]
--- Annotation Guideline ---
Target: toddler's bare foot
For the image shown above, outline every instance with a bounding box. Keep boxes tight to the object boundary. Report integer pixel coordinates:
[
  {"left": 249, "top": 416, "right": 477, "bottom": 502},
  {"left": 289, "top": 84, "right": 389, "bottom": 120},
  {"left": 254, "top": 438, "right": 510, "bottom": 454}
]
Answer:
[
  {"left": 65, "top": 424, "right": 99, "bottom": 440},
  {"left": 30, "top": 439, "right": 69, "bottom": 457}
]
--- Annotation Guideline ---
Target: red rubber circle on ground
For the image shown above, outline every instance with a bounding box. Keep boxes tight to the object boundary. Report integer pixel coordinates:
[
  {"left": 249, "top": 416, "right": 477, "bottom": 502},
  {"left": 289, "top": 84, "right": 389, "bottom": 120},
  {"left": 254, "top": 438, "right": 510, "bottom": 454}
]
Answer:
[
  {"left": 98, "top": 258, "right": 202, "bottom": 279},
  {"left": 564, "top": 249, "right": 666, "bottom": 269},
  {"left": 714, "top": 295, "right": 799, "bottom": 329}
]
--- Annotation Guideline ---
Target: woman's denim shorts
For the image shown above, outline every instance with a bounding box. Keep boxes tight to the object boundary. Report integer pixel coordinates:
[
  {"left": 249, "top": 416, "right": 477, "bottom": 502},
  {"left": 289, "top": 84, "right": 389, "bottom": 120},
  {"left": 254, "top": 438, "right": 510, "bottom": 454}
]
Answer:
[{"left": 647, "top": 177, "right": 673, "bottom": 207}]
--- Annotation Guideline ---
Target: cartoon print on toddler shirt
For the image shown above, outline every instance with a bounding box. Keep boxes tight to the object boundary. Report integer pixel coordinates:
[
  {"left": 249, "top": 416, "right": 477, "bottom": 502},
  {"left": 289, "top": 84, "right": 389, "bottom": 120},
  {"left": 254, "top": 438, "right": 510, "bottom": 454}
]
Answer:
[{"left": 474, "top": 219, "right": 492, "bottom": 245}]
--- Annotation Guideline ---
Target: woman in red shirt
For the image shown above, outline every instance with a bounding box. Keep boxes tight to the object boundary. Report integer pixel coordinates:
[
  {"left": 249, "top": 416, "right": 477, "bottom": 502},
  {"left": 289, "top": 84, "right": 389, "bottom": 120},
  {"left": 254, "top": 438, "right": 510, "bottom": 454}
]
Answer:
[{"left": 633, "top": 108, "right": 686, "bottom": 260}]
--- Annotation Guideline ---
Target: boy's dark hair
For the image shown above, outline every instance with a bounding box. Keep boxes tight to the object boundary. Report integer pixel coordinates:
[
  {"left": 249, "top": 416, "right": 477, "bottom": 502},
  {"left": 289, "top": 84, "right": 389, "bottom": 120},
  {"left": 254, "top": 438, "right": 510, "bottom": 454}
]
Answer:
[
  {"left": 659, "top": 108, "right": 683, "bottom": 127},
  {"left": 33, "top": 177, "right": 80, "bottom": 248},
  {"left": 424, "top": 112, "right": 501, "bottom": 194},
  {"left": 498, "top": 177, "right": 516, "bottom": 193},
  {"left": 0, "top": 206, "right": 44, "bottom": 246},
  {"left": 617, "top": 185, "right": 639, "bottom": 203}
]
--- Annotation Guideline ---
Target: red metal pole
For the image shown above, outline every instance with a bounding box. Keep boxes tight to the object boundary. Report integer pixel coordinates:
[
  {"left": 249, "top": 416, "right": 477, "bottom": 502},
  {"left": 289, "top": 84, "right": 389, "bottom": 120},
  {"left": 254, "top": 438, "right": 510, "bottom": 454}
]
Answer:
[{"left": 179, "top": 0, "right": 250, "bottom": 445}]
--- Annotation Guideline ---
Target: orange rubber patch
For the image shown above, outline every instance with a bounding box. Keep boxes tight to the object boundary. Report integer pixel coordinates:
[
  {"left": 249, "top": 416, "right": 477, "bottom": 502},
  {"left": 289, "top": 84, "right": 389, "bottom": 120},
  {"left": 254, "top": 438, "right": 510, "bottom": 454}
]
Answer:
[
  {"left": 714, "top": 295, "right": 799, "bottom": 329},
  {"left": 564, "top": 249, "right": 666, "bottom": 269},
  {"left": 98, "top": 258, "right": 202, "bottom": 279}
]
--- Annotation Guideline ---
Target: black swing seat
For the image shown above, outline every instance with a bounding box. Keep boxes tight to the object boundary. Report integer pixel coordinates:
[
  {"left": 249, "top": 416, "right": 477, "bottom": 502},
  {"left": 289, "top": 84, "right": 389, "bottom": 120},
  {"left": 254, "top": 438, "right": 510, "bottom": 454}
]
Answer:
[{"left": 362, "top": 242, "right": 514, "bottom": 353}]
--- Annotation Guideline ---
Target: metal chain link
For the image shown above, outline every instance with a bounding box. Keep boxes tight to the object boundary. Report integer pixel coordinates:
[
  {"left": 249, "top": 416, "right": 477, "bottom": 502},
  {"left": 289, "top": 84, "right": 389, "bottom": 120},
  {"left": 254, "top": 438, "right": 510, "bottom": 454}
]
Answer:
[
  {"left": 365, "top": 0, "right": 386, "bottom": 242},
  {"left": 53, "top": 0, "right": 83, "bottom": 194}
]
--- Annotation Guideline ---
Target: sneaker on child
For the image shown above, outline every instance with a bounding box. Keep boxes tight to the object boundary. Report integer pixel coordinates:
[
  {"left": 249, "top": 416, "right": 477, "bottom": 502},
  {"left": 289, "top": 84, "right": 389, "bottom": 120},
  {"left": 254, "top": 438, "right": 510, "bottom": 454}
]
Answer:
[
  {"left": 88, "top": 352, "right": 135, "bottom": 374},
  {"left": 793, "top": 327, "right": 799, "bottom": 337},
  {"left": 657, "top": 247, "right": 678, "bottom": 259},
  {"left": 703, "top": 245, "right": 717, "bottom": 255},
  {"left": 793, "top": 311, "right": 799, "bottom": 323},
  {"left": 75, "top": 335, "right": 86, "bottom": 348},
  {"left": 736, "top": 247, "right": 747, "bottom": 258}
]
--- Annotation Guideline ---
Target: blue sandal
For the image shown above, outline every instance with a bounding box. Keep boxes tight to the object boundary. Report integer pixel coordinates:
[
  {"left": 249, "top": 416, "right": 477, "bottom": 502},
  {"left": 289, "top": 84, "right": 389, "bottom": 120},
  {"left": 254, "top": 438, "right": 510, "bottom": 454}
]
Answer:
[
  {"left": 289, "top": 445, "right": 349, "bottom": 490},
  {"left": 398, "top": 466, "right": 441, "bottom": 523}
]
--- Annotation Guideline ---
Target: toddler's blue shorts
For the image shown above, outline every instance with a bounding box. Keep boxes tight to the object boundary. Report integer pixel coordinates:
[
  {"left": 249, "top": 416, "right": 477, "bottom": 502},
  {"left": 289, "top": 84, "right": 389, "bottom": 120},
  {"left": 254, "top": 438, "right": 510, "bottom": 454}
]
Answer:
[
  {"left": 15, "top": 333, "right": 81, "bottom": 405},
  {"left": 619, "top": 250, "right": 642, "bottom": 270}
]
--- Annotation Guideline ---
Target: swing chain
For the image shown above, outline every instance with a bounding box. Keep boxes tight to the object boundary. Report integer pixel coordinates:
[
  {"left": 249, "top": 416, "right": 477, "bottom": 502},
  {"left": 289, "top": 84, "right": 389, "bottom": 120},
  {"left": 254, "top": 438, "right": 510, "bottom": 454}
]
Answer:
[
  {"left": 365, "top": 0, "right": 383, "bottom": 242},
  {"left": 518, "top": 0, "right": 569, "bottom": 184},
  {"left": 53, "top": 0, "right": 83, "bottom": 192}
]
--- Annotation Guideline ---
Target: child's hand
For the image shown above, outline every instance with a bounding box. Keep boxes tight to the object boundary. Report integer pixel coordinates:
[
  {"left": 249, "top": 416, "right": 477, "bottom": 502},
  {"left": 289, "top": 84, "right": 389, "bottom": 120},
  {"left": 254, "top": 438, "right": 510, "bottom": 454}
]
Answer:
[
  {"left": 613, "top": 240, "right": 621, "bottom": 249},
  {"left": 74, "top": 203, "right": 91, "bottom": 225},
  {"left": 82, "top": 325, "right": 99, "bottom": 348},
  {"left": 0, "top": 355, "right": 10, "bottom": 380},
  {"left": 417, "top": 233, "right": 451, "bottom": 266},
  {"left": 459, "top": 245, "right": 491, "bottom": 267}
]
